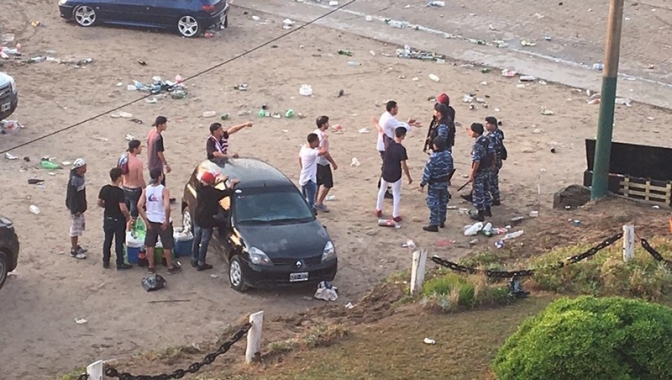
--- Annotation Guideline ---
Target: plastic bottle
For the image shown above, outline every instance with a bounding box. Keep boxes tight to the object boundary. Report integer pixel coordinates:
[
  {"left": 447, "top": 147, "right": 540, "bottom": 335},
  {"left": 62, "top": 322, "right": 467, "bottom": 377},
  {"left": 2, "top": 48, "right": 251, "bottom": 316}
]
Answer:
[
  {"left": 337, "top": 50, "right": 353, "bottom": 56},
  {"left": 40, "top": 160, "right": 62, "bottom": 170},
  {"left": 29, "top": 205, "right": 40, "bottom": 215},
  {"left": 464, "top": 222, "right": 484, "bottom": 236},
  {"left": 258, "top": 109, "right": 266, "bottom": 117},
  {"left": 503, "top": 230, "right": 524, "bottom": 240},
  {"left": 202, "top": 111, "right": 216, "bottom": 118},
  {"left": 27, "top": 56, "right": 45, "bottom": 63},
  {"left": 348, "top": 61, "right": 360, "bottom": 67},
  {"left": 481, "top": 222, "right": 493, "bottom": 237},
  {"left": 285, "top": 109, "right": 295, "bottom": 118}
]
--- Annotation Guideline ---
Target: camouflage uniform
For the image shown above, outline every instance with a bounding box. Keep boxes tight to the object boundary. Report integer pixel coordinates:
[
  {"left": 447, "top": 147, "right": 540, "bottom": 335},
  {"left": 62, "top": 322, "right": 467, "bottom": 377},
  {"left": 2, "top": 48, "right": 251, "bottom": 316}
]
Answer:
[
  {"left": 421, "top": 149, "right": 454, "bottom": 227},
  {"left": 471, "top": 135, "right": 494, "bottom": 211},
  {"left": 487, "top": 128, "right": 505, "bottom": 202}
]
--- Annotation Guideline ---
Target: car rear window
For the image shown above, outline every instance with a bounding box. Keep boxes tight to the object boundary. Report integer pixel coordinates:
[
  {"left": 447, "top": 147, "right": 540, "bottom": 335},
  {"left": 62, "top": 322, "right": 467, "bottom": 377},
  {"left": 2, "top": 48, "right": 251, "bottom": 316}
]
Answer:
[{"left": 234, "top": 189, "right": 315, "bottom": 225}]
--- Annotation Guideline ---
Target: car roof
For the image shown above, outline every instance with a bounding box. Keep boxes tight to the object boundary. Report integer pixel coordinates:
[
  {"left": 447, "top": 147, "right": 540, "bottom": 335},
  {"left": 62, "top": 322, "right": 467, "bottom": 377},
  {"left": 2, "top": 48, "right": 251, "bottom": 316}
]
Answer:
[{"left": 197, "top": 157, "right": 295, "bottom": 190}]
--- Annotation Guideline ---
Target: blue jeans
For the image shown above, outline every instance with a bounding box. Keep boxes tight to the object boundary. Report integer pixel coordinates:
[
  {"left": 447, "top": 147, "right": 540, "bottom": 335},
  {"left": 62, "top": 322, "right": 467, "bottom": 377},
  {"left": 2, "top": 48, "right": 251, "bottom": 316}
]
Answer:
[
  {"left": 192, "top": 224, "right": 213, "bottom": 265},
  {"left": 302, "top": 180, "right": 317, "bottom": 212}
]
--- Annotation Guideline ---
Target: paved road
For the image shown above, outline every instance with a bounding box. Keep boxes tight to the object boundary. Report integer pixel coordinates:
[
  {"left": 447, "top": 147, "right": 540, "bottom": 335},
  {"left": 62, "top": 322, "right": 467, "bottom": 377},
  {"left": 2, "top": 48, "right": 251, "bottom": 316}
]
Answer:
[
  {"left": 303, "top": 0, "right": 672, "bottom": 84},
  {"left": 242, "top": 0, "right": 672, "bottom": 108}
]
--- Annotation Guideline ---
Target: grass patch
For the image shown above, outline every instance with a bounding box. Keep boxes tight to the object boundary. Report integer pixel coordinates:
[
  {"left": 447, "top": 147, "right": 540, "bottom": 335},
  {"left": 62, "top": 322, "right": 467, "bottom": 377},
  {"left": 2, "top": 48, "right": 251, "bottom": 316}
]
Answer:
[
  {"left": 529, "top": 236, "right": 672, "bottom": 301},
  {"left": 56, "top": 367, "right": 86, "bottom": 380},
  {"left": 457, "top": 237, "right": 672, "bottom": 302},
  {"left": 265, "top": 324, "right": 349, "bottom": 358},
  {"left": 421, "top": 273, "right": 514, "bottom": 312},
  {"left": 251, "top": 296, "right": 554, "bottom": 380}
]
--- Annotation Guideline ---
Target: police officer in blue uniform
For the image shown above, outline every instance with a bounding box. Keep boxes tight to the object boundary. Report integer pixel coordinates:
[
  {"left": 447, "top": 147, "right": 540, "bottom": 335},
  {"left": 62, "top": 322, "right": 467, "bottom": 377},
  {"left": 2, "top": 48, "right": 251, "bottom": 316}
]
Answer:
[
  {"left": 485, "top": 116, "right": 505, "bottom": 206},
  {"left": 467, "top": 123, "right": 495, "bottom": 221},
  {"left": 419, "top": 137, "right": 454, "bottom": 232}
]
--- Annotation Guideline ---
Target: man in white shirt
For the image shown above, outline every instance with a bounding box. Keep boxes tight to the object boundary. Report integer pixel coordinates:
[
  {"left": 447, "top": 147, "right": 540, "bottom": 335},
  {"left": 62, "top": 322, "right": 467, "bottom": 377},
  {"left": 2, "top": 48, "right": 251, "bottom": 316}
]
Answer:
[
  {"left": 299, "top": 133, "right": 329, "bottom": 214},
  {"left": 314, "top": 116, "right": 338, "bottom": 213},
  {"left": 372, "top": 100, "right": 421, "bottom": 198}
]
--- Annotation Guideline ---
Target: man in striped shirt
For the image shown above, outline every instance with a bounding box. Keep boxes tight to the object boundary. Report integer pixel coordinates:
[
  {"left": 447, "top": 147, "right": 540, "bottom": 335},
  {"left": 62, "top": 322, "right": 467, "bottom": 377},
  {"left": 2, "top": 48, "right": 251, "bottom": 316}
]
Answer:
[{"left": 206, "top": 121, "right": 253, "bottom": 160}]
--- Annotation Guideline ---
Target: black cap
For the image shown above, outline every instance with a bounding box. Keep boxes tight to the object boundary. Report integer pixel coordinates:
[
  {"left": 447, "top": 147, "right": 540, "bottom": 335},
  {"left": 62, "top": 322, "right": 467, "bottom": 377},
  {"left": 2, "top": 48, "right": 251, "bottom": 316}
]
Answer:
[
  {"left": 152, "top": 116, "right": 167, "bottom": 127},
  {"left": 433, "top": 136, "right": 447, "bottom": 151},
  {"left": 127, "top": 139, "right": 141, "bottom": 152},
  {"left": 209, "top": 122, "right": 223, "bottom": 134},
  {"left": 149, "top": 168, "right": 163, "bottom": 182},
  {"left": 470, "top": 123, "right": 485, "bottom": 135},
  {"left": 485, "top": 116, "right": 498, "bottom": 126}
]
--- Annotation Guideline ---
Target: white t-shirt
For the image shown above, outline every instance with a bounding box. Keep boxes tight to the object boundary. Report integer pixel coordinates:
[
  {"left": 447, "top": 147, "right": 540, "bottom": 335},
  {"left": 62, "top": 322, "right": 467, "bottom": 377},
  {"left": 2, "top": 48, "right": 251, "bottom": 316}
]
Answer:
[
  {"left": 313, "top": 128, "right": 330, "bottom": 166},
  {"left": 376, "top": 111, "right": 411, "bottom": 152},
  {"left": 299, "top": 144, "right": 320, "bottom": 186}
]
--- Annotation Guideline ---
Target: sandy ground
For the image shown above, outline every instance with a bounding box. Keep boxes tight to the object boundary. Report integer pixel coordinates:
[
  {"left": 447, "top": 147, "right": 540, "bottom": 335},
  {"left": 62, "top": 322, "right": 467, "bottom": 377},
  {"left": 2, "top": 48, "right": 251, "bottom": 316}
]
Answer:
[{"left": 0, "top": 1, "right": 671, "bottom": 379}]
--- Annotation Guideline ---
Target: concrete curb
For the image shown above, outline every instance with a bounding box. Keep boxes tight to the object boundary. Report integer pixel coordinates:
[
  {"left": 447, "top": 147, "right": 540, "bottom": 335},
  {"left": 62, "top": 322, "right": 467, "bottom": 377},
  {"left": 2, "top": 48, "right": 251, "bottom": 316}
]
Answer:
[{"left": 235, "top": 0, "right": 672, "bottom": 110}]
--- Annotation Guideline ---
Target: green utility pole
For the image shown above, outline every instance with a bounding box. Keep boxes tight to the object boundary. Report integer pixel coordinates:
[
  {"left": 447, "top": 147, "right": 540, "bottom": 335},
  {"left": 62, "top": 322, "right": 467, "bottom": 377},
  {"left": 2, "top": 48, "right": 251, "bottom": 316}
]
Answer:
[{"left": 591, "top": 0, "right": 625, "bottom": 200}]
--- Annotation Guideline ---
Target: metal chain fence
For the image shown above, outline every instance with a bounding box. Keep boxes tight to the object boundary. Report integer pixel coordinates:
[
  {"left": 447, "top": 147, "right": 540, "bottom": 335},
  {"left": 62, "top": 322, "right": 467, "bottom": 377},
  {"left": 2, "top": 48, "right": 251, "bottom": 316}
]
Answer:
[
  {"left": 431, "top": 232, "right": 625, "bottom": 278},
  {"left": 77, "top": 322, "right": 251, "bottom": 380}
]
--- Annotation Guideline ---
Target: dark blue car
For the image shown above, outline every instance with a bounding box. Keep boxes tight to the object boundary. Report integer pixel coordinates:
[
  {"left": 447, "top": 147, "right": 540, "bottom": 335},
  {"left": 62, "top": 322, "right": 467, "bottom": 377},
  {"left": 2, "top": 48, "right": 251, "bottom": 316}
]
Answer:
[
  {"left": 58, "top": 0, "right": 230, "bottom": 38},
  {"left": 181, "top": 158, "right": 338, "bottom": 292}
]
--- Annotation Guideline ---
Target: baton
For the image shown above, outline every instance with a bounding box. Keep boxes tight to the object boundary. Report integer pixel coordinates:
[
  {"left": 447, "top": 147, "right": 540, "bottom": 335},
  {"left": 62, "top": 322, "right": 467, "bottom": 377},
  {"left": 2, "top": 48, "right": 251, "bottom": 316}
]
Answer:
[{"left": 457, "top": 180, "right": 472, "bottom": 192}]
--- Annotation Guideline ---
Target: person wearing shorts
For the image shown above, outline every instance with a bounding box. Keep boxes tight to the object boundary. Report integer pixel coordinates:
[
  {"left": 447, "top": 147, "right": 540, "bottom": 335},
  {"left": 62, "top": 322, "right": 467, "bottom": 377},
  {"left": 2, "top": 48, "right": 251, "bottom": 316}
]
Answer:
[
  {"left": 313, "top": 116, "right": 338, "bottom": 212},
  {"left": 65, "top": 158, "right": 88, "bottom": 259},
  {"left": 137, "top": 168, "right": 181, "bottom": 274}
]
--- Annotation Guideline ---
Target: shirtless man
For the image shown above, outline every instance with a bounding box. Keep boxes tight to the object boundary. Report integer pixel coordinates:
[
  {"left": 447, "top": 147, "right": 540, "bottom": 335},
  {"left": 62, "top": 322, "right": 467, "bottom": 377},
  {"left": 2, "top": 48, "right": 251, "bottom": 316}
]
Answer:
[{"left": 121, "top": 139, "right": 146, "bottom": 230}]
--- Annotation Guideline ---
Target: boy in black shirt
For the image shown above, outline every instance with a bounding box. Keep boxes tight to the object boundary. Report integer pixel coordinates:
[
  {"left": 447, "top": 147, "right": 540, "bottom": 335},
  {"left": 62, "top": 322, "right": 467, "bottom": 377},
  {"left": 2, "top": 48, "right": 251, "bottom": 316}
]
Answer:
[
  {"left": 375, "top": 127, "right": 412, "bottom": 222},
  {"left": 191, "top": 171, "right": 240, "bottom": 271},
  {"left": 98, "top": 167, "right": 133, "bottom": 270}
]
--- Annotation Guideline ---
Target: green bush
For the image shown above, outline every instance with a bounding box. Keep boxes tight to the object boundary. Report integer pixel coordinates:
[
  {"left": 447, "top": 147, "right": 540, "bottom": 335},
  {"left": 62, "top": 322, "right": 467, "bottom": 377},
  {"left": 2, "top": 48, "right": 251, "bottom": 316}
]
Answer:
[
  {"left": 422, "top": 273, "right": 512, "bottom": 312},
  {"left": 530, "top": 239, "right": 672, "bottom": 300},
  {"left": 492, "top": 296, "right": 672, "bottom": 380},
  {"left": 460, "top": 251, "right": 506, "bottom": 270}
]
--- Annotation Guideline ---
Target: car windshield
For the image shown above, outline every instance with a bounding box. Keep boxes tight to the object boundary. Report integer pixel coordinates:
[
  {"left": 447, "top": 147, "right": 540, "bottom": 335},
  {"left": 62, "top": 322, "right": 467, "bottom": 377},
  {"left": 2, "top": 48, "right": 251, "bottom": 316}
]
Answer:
[{"left": 234, "top": 188, "right": 315, "bottom": 225}]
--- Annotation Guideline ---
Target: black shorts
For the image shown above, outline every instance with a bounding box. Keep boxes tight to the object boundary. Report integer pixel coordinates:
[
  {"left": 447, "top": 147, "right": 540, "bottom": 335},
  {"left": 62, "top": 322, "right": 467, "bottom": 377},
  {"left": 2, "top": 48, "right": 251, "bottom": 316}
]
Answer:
[
  {"left": 317, "top": 164, "right": 334, "bottom": 188},
  {"left": 144, "top": 221, "right": 174, "bottom": 250}
]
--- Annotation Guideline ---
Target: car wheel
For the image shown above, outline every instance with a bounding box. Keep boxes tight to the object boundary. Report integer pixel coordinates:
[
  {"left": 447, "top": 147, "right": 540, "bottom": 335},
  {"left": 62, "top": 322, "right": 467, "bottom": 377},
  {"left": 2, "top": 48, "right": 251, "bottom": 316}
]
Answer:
[
  {"left": 0, "top": 251, "right": 8, "bottom": 290},
  {"left": 177, "top": 15, "right": 200, "bottom": 38},
  {"left": 228, "top": 255, "right": 248, "bottom": 292},
  {"left": 73, "top": 5, "right": 97, "bottom": 27},
  {"left": 182, "top": 207, "right": 193, "bottom": 234}
]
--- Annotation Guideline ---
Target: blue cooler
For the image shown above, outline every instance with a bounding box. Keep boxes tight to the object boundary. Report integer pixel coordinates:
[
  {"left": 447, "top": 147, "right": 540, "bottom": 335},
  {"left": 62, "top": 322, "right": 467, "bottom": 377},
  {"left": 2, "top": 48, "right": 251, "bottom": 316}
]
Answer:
[
  {"left": 173, "top": 227, "right": 194, "bottom": 257},
  {"left": 125, "top": 232, "right": 144, "bottom": 264}
]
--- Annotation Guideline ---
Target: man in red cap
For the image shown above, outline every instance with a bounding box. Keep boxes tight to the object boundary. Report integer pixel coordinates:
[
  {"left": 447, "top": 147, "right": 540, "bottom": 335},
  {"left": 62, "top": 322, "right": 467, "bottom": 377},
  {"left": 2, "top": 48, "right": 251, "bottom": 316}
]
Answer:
[
  {"left": 191, "top": 171, "right": 239, "bottom": 271},
  {"left": 424, "top": 93, "right": 456, "bottom": 153}
]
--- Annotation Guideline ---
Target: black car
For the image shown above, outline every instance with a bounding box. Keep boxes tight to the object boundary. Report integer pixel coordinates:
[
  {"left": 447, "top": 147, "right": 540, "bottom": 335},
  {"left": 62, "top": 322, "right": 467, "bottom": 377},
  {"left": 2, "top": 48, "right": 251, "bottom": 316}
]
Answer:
[
  {"left": 181, "top": 158, "right": 338, "bottom": 292},
  {"left": 0, "top": 72, "right": 19, "bottom": 121},
  {"left": 58, "top": 0, "right": 230, "bottom": 38},
  {"left": 0, "top": 216, "right": 20, "bottom": 290}
]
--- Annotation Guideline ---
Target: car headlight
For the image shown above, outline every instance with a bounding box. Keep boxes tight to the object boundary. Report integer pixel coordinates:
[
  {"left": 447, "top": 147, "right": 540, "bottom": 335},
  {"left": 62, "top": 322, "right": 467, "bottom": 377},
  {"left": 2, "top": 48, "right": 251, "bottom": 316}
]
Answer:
[
  {"left": 322, "top": 241, "right": 336, "bottom": 262},
  {"left": 58, "top": 0, "right": 68, "bottom": 5},
  {"left": 248, "top": 246, "right": 272, "bottom": 266},
  {"left": 9, "top": 79, "right": 16, "bottom": 94}
]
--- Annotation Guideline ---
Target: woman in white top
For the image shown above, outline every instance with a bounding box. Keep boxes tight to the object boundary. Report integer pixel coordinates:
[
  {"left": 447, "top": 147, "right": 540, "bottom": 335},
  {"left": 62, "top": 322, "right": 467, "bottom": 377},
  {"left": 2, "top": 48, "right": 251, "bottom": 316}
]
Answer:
[{"left": 137, "top": 168, "right": 181, "bottom": 274}]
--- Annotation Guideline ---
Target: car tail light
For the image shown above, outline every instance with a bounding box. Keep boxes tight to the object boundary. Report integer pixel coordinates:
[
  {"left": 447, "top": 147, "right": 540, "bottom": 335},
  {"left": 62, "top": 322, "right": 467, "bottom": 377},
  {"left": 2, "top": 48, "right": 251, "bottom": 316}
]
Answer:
[{"left": 202, "top": 5, "right": 216, "bottom": 12}]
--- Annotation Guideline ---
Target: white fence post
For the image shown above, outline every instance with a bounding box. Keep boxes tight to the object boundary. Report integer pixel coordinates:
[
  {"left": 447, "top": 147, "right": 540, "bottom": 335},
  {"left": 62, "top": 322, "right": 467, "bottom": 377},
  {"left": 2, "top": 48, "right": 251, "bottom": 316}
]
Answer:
[
  {"left": 86, "top": 360, "right": 104, "bottom": 380},
  {"left": 245, "top": 311, "right": 264, "bottom": 364},
  {"left": 623, "top": 224, "right": 635, "bottom": 262},
  {"left": 410, "top": 249, "right": 427, "bottom": 296}
]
